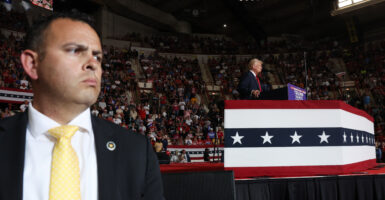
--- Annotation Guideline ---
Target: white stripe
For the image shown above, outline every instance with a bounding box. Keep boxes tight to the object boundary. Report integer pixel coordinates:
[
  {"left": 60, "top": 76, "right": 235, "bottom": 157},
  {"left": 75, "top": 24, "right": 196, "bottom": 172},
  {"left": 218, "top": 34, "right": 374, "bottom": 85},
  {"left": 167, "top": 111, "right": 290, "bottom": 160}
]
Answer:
[
  {"left": 225, "top": 109, "right": 373, "bottom": 134},
  {"left": 189, "top": 153, "right": 218, "bottom": 158},
  {"left": 189, "top": 154, "right": 203, "bottom": 158},
  {"left": 0, "top": 89, "right": 33, "bottom": 96},
  {"left": 0, "top": 96, "right": 30, "bottom": 102},
  {"left": 224, "top": 146, "right": 375, "bottom": 167}
]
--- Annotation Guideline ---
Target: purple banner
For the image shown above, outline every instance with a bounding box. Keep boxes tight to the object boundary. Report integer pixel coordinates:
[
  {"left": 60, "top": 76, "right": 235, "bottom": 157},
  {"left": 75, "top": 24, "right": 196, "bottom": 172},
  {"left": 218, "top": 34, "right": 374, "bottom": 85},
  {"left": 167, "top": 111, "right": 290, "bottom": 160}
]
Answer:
[{"left": 287, "top": 83, "right": 306, "bottom": 100}]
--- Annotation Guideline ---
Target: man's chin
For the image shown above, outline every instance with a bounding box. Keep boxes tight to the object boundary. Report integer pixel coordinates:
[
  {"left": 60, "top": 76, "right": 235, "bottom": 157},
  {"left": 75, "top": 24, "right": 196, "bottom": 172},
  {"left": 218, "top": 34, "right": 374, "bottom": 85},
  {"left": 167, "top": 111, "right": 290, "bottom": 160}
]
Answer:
[{"left": 77, "top": 94, "right": 99, "bottom": 107}]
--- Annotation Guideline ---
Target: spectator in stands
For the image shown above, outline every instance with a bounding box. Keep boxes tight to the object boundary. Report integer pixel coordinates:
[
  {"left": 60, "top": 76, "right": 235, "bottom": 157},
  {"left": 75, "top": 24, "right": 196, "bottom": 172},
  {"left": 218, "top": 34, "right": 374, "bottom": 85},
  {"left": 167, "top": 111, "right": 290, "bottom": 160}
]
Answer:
[
  {"left": 207, "top": 128, "right": 216, "bottom": 143},
  {"left": 1, "top": 12, "right": 164, "bottom": 199},
  {"left": 185, "top": 136, "right": 193, "bottom": 145},
  {"left": 170, "top": 151, "right": 179, "bottom": 163},
  {"left": 112, "top": 113, "right": 122, "bottom": 125},
  {"left": 178, "top": 150, "right": 191, "bottom": 163},
  {"left": 154, "top": 139, "right": 163, "bottom": 152},
  {"left": 19, "top": 100, "right": 29, "bottom": 112},
  {"left": 217, "top": 127, "right": 224, "bottom": 144},
  {"left": 238, "top": 58, "right": 263, "bottom": 99},
  {"left": 1, "top": 107, "right": 14, "bottom": 118},
  {"left": 162, "top": 135, "right": 169, "bottom": 151}
]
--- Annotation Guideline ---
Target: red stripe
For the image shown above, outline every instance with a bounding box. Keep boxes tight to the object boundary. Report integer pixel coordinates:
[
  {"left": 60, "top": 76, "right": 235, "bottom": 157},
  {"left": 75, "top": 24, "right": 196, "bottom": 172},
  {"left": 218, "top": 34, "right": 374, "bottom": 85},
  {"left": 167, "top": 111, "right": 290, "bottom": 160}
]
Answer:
[
  {"left": 0, "top": 87, "right": 33, "bottom": 93},
  {"left": 168, "top": 145, "right": 224, "bottom": 148},
  {"left": 225, "top": 100, "right": 373, "bottom": 122},
  {"left": 225, "top": 159, "right": 377, "bottom": 178},
  {"left": 0, "top": 99, "right": 26, "bottom": 104}
]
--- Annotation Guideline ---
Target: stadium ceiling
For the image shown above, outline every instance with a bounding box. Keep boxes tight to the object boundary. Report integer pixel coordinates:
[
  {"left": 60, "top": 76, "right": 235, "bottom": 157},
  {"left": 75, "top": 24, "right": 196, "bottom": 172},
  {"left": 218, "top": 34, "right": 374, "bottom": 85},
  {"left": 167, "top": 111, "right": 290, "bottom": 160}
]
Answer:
[
  {"left": 59, "top": 0, "right": 385, "bottom": 41},
  {"left": 138, "top": 0, "right": 338, "bottom": 40}
]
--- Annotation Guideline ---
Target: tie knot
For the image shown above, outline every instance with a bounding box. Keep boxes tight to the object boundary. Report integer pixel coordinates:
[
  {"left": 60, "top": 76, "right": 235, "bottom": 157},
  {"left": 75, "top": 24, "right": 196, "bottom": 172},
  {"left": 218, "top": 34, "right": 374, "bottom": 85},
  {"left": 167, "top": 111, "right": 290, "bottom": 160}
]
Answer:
[{"left": 48, "top": 125, "right": 79, "bottom": 140}]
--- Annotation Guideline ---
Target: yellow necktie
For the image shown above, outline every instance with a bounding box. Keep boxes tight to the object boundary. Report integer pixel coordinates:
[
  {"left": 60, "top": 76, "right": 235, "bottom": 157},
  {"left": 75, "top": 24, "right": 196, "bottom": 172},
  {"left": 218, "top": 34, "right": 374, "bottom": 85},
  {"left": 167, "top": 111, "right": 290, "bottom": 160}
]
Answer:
[{"left": 48, "top": 125, "right": 81, "bottom": 200}]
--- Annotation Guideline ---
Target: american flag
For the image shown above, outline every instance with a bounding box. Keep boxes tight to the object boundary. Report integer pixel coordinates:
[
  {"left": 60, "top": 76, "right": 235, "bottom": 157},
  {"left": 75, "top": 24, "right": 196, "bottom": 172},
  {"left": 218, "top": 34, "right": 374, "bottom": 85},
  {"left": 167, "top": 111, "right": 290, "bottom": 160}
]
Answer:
[
  {"left": 29, "top": 0, "right": 53, "bottom": 11},
  {"left": 224, "top": 100, "right": 376, "bottom": 178},
  {"left": 0, "top": 88, "right": 33, "bottom": 103},
  {"left": 168, "top": 145, "right": 224, "bottom": 163}
]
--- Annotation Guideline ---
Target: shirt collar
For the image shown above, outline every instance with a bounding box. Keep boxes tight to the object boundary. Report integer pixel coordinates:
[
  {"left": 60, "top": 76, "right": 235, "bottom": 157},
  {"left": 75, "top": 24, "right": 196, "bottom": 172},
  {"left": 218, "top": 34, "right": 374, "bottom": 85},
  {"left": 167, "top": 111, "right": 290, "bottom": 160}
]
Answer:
[
  {"left": 28, "top": 102, "right": 93, "bottom": 139},
  {"left": 250, "top": 70, "right": 256, "bottom": 77}
]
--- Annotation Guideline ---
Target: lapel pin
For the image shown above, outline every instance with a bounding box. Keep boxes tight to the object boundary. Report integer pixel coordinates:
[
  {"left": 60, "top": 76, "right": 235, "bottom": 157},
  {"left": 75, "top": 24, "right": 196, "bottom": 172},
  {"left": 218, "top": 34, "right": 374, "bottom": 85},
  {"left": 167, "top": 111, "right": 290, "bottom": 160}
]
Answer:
[{"left": 106, "top": 141, "right": 116, "bottom": 151}]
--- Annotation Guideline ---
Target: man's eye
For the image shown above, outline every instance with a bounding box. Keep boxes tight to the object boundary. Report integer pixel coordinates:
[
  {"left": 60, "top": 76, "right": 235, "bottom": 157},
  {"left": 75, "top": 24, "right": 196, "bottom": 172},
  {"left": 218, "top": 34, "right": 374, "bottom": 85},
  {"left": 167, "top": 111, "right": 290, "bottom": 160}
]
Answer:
[
  {"left": 94, "top": 55, "right": 102, "bottom": 62},
  {"left": 67, "top": 48, "right": 80, "bottom": 54}
]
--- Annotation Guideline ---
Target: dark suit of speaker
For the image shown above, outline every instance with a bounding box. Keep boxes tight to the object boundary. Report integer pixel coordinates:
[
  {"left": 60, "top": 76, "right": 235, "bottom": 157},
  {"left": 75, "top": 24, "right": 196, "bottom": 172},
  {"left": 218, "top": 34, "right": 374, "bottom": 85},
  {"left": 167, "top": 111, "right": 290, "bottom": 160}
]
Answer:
[
  {"left": 0, "top": 112, "right": 165, "bottom": 200},
  {"left": 238, "top": 71, "right": 261, "bottom": 100}
]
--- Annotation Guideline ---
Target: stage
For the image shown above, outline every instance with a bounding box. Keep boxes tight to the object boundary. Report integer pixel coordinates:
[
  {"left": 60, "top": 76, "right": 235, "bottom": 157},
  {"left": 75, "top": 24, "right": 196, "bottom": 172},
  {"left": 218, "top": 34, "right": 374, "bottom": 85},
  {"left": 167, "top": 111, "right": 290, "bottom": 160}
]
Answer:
[
  {"left": 160, "top": 163, "right": 385, "bottom": 200},
  {"left": 161, "top": 100, "right": 378, "bottom": 200}
]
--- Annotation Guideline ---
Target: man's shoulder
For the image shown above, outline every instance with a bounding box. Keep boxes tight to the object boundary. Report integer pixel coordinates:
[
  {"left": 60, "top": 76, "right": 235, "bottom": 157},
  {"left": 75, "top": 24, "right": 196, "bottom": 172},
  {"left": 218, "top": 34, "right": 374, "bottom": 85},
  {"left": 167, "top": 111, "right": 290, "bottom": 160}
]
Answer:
[
  {"left": 0, "top": 112, "right": 26, "bottom": 126},
  {"left": 0, "top": 112, "right": 27, "bottom": 139},
  {"left": 240, "top": 71, "right": 252, "bottom": 78}
]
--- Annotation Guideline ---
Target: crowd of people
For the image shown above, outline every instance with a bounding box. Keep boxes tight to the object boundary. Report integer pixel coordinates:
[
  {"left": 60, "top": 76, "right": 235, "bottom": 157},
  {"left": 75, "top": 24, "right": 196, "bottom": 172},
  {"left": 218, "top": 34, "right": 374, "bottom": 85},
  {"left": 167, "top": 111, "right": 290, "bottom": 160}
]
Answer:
[
  {"left": 0, "top": 6, "right": 384, "bottom": 151},
  {"left": 0, "top": 32, "right": 27, "bottom": 90},
  {"left": 110, "top": 32, "right": 239, "bottom": 54},
  {"left": 133, "top": 53, "right": 224, "bottom": 147}
]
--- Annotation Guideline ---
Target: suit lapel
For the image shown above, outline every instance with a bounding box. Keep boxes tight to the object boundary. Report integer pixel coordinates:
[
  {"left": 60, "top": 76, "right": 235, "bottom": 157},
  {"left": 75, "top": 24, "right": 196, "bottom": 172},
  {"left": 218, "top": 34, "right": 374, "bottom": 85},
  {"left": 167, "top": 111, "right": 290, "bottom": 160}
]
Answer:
[
  {"left": 249, "top": 71, "right": 260, "bottom": 91},
  {"left": 0, "top": 112, "right": 28, "bottom": 200},
  {"left": 91, "top": 116, "right": 118, "bottom": 200}
]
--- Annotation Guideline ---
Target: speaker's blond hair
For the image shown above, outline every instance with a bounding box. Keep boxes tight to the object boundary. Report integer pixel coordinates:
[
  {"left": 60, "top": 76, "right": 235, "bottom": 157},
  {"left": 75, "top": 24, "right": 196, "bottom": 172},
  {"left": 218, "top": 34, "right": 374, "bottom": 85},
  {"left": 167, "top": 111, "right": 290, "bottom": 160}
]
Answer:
[{"left": 248, "top": 58, "right": 263, "bottom": 70}]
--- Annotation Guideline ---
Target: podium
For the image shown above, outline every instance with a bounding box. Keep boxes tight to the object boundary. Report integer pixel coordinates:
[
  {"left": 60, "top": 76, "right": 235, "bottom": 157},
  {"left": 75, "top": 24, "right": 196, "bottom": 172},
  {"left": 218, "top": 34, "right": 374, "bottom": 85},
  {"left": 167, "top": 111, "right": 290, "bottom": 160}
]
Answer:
[
  {"left": 260, "top": 83, "right": 307, "bottom": 100},
  {"left": 224, "top": 100, "right": 376, "bottom": 178}
]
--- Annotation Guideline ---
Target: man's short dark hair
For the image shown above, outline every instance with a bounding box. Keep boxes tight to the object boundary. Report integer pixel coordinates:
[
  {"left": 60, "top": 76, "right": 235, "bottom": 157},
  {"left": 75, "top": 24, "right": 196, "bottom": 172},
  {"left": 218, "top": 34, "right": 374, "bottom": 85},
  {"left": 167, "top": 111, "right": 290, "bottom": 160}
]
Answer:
[{"left": 24, "top": 11, "right": 98, "bottom": 59}]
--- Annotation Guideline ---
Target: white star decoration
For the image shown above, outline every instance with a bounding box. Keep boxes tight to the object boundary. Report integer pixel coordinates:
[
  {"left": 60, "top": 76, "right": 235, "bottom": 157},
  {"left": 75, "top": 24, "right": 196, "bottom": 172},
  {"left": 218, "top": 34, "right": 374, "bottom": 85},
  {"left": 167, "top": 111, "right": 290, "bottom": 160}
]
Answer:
[
  {"left": 261, "top": 131, "right": 274, "bottom": 144},
  {"left": 318, "top": 131, "right": 330, "bottom": 143},
  {"left": 231, "top": 132, "right": 244, "bottom": 145},
  {"left": 229, "top": 130, "right": 374, "bottom": 147},
  {"left": 290, "top": 131, "right": 302, "bottom": 144}
]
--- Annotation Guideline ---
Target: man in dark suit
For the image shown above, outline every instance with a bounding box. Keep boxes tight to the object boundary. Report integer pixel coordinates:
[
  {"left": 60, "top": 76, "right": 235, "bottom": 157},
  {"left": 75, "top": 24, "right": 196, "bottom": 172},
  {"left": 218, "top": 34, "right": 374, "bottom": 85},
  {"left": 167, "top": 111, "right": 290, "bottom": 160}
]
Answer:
[
  {"left": 238, "top": 58, "right": 263, "bottom": 100},
  {"left": 0, "top": 12, "right": 164, "bottom": 200}
]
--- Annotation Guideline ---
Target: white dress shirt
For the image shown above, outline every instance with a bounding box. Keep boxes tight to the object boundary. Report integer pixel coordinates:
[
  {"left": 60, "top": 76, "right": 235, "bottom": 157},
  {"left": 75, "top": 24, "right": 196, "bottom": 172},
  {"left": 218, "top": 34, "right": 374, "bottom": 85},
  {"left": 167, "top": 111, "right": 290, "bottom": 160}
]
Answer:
[
  {"left": 250, "top": 70, "right": 256, "bottom": 78},
  {"left": 249, "top": 70, "right": 258, "bottom": 96},
  {"left": 23, "top": 103, "right": 98, "bottom": 200}
]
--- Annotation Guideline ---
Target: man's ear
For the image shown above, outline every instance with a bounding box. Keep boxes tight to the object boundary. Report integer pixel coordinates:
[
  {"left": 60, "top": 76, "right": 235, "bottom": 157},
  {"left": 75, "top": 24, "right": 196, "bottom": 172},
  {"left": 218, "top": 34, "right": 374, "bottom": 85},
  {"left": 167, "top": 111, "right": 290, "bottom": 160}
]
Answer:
[{"left": 20, "top": 49, "right": 39, "bottom": 80}]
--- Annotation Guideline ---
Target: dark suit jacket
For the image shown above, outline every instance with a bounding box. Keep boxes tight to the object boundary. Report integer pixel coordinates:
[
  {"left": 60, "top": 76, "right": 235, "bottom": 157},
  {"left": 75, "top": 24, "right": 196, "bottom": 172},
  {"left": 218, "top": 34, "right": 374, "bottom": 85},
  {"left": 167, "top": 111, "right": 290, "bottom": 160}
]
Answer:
[
  {"left": 0, "top": 112, "right": 165, "bottom": 200},
  {"left": 238, "top": 71, "right": 262, "bottom": 100}
]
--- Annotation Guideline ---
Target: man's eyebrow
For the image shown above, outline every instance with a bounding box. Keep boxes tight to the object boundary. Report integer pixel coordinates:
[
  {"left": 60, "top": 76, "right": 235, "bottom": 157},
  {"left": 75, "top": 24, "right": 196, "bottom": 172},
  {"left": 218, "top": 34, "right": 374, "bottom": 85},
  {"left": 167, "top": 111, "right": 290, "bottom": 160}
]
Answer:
[
  {"left": 62, "top": 42, "right": 102, "bottom": 57},
  {"left": 62, "top": 43, "right": 88, "bottom": 50},
  {"left": 92, "top": 50, "right": 102, "bottom": 56}
]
